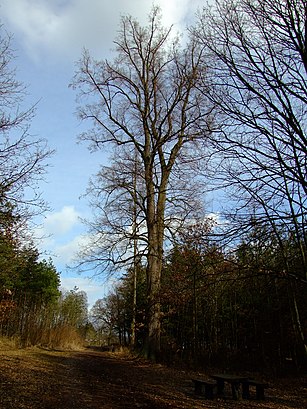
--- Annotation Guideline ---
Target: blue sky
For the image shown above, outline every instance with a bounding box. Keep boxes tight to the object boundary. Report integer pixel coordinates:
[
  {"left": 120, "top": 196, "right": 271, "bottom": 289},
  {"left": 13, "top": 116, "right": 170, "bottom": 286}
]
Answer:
[{"left": 0, "top": 0, "right": 205, "bottom": 308}]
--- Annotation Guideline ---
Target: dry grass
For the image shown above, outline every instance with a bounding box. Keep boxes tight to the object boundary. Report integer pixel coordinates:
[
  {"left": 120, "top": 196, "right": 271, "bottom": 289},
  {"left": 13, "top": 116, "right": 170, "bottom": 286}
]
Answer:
[
  {"left": 0, "top": 335, "right": 20, "bottom": 350},
  {"left": 40, "top": 325, "right": 85, "bottom": 350},
  {"left": 0, "top": 344, "right": 306, "bottom": 409}
]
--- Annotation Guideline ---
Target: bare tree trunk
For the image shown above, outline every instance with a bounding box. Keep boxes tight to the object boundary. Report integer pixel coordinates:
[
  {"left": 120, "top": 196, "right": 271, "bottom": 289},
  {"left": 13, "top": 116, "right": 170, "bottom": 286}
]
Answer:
[
  {"left": 131, "top": 151, "right": 138, "bottom": 348},
  {"left": 131, "top": 246, "right": 138, "bottom": 348},
  {"left": 289, "top": 283, "right": 307, "bottom": 369},
  {"left": 145, "top": 165, "right": 163, "bottom": 359},
  {"left": 146, "top": 246, "right": 162, "bottom": 360}
]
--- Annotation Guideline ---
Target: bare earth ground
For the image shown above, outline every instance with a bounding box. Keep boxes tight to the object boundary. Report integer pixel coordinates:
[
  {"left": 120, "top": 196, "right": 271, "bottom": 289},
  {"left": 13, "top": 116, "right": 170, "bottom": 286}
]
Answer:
[{"left": 0, "top": 346, "right": 306, "bottom": 409}]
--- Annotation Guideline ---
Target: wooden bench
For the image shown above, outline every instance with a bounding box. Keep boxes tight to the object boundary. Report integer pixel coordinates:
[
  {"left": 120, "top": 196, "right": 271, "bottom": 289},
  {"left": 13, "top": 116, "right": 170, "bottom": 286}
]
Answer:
[
  {"left": 191, "top": 379, "right": 217, "bottom": 399},
  {"left": 242, "top": 379, "right": 269, "bottom": 400},
  {"left": 211, "top": 373, "right": 248, "bottom": 400}
]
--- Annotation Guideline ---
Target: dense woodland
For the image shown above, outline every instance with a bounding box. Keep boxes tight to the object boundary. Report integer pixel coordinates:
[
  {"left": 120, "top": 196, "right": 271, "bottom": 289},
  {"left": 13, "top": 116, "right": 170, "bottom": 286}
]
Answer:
[
  {"left": 0, "top": 0, "right": 306, "bottom": 376},
  {"left": 91, "top": 222, "right": 306, "bottom": 375}
]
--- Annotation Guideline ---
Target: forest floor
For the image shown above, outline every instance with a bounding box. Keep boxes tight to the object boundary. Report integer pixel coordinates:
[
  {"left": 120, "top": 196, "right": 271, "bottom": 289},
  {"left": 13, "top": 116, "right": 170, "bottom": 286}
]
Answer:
[{"left": 0, "top": 345, "right": 306, "bottom": 409}]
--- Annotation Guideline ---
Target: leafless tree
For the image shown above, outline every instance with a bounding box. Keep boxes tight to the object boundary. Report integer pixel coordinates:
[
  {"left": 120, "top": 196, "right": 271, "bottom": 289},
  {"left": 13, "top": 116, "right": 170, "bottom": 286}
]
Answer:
[
  {"left": 72, "top": 8, "right": 213, "bottom": 359},
  {"left": 0, "top": 27, "right": 52, "bottom": 233},
  {"left": 193, "top": 0, "right": 307, "bottom": 361},
  {"left": 193, "top": 0, "right": 307, "bottom": 268}
]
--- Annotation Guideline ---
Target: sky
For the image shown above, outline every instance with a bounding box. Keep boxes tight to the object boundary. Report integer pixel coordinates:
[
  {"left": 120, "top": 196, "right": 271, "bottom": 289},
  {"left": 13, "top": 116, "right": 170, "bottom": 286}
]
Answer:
[{"left": 0, "top": 0, "right": 205, "bottom": 308}]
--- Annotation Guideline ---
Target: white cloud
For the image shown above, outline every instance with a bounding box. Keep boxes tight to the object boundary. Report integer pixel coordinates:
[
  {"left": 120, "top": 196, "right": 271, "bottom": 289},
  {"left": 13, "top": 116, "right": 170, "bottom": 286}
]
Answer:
[
  {"left": 54, "top": 233, "right": 90, "bottom": 266},
  {"left": 0, "top": 0, "right": 147, "bottom": 61},
  {"left": 0, "top": 0, "right": 205, "bottom": 63},
  {"left": 206, "top": 212, "right": 220, "bottom": 223},
  {"left": 43, "top": 205, "right": 81, "bottom": 235},
  {"left": 60, "top": 275, "right": 110, "bottom": 308},
  {"left": 158, "top": 0, "right": 197, "bottom": 26},
  {"left": 34, "top": 206, "right": 83, "bottom": 265}
]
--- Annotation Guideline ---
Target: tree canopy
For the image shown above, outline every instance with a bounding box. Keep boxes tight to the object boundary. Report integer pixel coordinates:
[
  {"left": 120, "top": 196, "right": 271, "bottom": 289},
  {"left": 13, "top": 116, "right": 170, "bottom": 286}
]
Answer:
[{"left": 72, "top": 7, "right": 213, "bottom": 359}]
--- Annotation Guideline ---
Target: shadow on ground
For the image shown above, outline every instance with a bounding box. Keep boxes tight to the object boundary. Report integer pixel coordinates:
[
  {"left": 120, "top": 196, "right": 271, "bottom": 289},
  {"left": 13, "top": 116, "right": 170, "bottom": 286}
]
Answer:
[{"left": 0, "top": 348, "right": 306, "bottom": 409}]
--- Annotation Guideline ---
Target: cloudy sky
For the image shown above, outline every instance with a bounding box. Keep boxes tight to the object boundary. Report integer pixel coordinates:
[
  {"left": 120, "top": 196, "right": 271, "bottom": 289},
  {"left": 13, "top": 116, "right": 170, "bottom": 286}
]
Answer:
[{"left": 0, "top": 0, "right": 205, "bottom": 307}]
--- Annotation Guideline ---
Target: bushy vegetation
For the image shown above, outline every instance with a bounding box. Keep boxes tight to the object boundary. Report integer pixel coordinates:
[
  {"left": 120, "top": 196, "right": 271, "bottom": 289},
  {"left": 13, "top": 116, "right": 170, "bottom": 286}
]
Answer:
[
  {"left": 0, "top": 235, "right": 90, "bottom": 348},
  {"left": 90, "top": 221, "right": 307, "bottom": 374}
]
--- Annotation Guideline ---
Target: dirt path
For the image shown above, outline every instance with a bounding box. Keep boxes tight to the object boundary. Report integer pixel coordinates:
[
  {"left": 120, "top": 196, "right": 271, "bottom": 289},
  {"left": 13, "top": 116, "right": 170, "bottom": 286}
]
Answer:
[{"left": 0, "top": 347, "right": 306, "bottom": 408}]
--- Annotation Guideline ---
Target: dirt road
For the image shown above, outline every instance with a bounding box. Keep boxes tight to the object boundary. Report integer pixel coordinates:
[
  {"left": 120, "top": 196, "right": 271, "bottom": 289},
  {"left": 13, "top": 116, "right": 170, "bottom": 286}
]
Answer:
[{"left": 0, "top": 347, "right": 306, "bottom": 408}]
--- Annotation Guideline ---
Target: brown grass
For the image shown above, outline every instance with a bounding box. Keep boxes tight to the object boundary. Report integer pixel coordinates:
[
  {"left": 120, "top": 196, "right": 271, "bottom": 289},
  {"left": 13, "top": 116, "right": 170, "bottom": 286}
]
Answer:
[{"left": 0, "top": 344, "right": 306, "bottom": 409}]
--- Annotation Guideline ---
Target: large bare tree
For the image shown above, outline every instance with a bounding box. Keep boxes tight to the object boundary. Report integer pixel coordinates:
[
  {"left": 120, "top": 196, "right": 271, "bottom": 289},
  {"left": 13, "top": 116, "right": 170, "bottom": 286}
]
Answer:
[
  {"left": 72, "top": 8, "right": 212, "bottom": 359},
  {"left": 193, "top": 0, "right": 307, "bottom": 362}
]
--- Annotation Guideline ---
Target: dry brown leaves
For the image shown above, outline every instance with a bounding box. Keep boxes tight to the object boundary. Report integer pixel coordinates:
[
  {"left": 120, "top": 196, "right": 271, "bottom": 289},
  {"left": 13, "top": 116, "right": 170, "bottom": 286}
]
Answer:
[{"left": 0, "top": 346, "right": 306, "bottom": 409}]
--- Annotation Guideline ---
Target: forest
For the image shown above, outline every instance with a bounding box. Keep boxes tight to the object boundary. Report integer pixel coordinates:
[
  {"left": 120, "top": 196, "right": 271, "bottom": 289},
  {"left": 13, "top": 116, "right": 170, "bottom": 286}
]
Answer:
[{"left": 0, "top": 0, "right": 306, "bottom": 377}]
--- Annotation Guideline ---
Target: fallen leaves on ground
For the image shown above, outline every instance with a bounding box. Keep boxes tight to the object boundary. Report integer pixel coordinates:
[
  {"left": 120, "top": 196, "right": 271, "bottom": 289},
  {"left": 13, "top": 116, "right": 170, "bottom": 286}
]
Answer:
[{"left": 0, "top": 346, "right": 306, "bottom": 408}]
